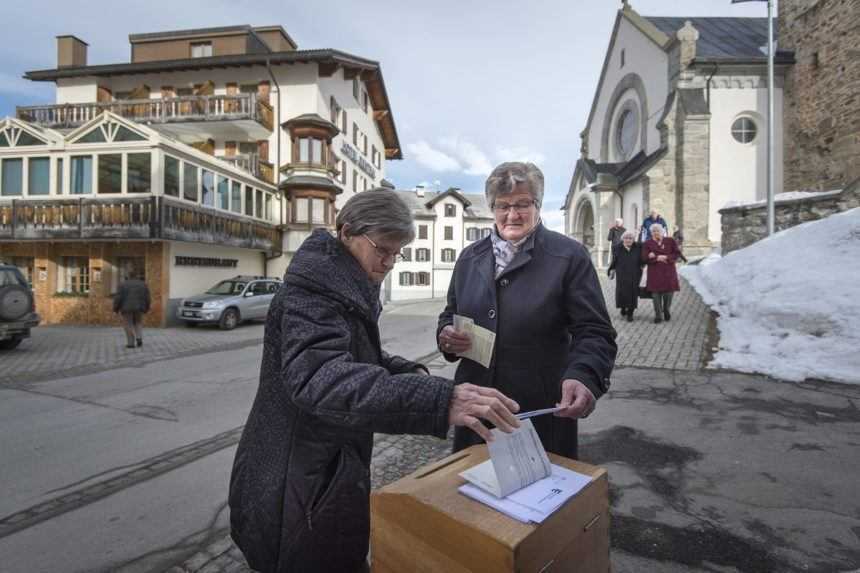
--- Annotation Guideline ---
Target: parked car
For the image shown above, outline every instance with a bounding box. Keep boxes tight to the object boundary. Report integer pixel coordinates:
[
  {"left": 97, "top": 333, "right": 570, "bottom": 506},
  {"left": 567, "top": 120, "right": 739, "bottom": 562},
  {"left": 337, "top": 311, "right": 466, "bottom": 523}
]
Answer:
[
  {"left": 177, "top": 276, "right": 281, "bottom": 330},
  {"left": 0, "top": 264, "right": 40, "bottom": 350}
]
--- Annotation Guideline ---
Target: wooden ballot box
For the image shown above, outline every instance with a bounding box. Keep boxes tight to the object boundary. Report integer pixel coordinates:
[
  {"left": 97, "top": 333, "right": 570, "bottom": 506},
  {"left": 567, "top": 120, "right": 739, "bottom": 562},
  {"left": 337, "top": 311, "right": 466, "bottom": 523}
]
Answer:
[{"left": 371, "top": 445, "right": 609, "bottom": 573}]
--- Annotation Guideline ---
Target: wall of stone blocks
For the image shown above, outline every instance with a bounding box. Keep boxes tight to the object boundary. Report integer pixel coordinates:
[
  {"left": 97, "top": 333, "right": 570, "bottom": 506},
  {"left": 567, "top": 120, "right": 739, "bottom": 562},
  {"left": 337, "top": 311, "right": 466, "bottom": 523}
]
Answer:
[
  {"left": 719, "top": 179, "right": 860, "bottom": 253},
  {"left": 779, "top": 0, "right": 860, "bottom": 191}
]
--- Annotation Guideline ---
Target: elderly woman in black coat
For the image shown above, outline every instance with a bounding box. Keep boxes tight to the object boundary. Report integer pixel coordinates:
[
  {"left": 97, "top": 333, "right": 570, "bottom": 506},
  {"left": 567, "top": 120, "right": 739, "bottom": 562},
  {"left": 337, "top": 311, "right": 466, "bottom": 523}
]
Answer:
[
  {"left": 437, "top": 162, "right": 617, "bottom": 459},
  {"left": 229, "top": 189, "right": 520, "bottom": 573},
  {"left": 608, "top": 230, "right": 644, "bottom": 322}
]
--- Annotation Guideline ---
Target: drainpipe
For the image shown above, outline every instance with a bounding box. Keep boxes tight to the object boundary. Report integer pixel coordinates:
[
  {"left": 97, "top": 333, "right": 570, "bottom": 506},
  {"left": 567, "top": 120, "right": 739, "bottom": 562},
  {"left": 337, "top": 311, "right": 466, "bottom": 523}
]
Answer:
[
  {"left": 705, "top": 63, "right": 719, "bottom": 111},
  {"left": 265, "top": 58, "right": 282, "bottom": 216}
]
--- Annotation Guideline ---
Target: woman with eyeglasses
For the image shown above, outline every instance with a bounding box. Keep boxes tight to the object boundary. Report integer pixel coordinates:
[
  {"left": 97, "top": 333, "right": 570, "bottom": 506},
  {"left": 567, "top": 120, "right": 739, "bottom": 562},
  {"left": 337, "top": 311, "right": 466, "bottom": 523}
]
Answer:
[
  {"left": 229, "top": 188, "right": 520, "bottom": 573},
  {"left": 437, "top": 162, "right": 617, "bottom": 460}
]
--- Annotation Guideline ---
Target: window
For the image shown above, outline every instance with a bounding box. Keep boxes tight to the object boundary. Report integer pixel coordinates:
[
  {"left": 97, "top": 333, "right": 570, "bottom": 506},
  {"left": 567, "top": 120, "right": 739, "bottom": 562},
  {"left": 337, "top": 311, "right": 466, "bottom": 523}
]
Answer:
[
  {"left": 399, "top": 272, "right": 414, "bottom": 286},
  {"left": 77, "top": 128, "right": 107, "bottom": 144},
  {"left": 362, "top": 133, "right": 367, "bottom": 155},
  {"left": 255, "top": 189, "right": 263, "bottom": 218},
  {"left": 98, "top": 154, "right": 122, "bottom": 194},
  {"left": 217, "top": 176, "right": 230, "bottom": 209},
  {"left": 114, "top": 126, "right": 145, "bottom": 142},
  {"left": 330, "top": 96, "right": 340, "bottom": 125},
  {"left": 127, "top": 153, "right": 151, "bottom": 193},
  {"left": 362, "top": 90, "right": 369, "bottom": 113},
  {"left": 362, "top": 177, "right": 368, "bottom": 192},
  {"left": 265, "top": 194, "right": 273, "bottom": 221},
  {"left": 352, "top": 123, "right": 359, "bottom": 146},
  {"left": 11, "top": 257, "right": 34, "bottom": 287},
  {"left": 313, "top": 140, "right": 323, "bottom": 164},
  {"left": 57, "top": 158, "right": 64, "bottom": 195},
  {"left": 445, "top": 204, "right": 456, "bottom": 217},
  {"left": 311, "top": 198, "right": 326, "bottom": 224},
  {"left": 297, "top": 137, "right": 325, "bottom": 164},
  {"left": 620, "top": 48, "right": 626, "bottom": 68},
  {"left": 340, "top": 160, "right": 347, "bottom": 184},
  {"left": 1, "top": 158, "right": 23, "bottom": 196},
  {"left": 416, "top": 272, "right": 430, "bottom": 286},
  {"left": 295, "top": 197, "right": 309, "bottom": 222},
  {"left": 418, "top": 225, "right": 428, "bottom": 240},
  {"left": 481, "top": 228, "right": 492, "bottom": 238},
  {"left": 352, "top": 170, "right": 358, "bottom": 193},
  {"left": 731, "top": 117, "right": 757, "bottom": 144},
  {"left": 62, "top": 256, "right": 90, "bottom": 294},
  {"left": 342, "top": 110, "right": 348, "bottom": 135},
  {"left": 353, "top": 78, "right": 360, "bottom": 100},
  {"left": 244, "top": 186, "right": 254, "bottom": 216},
  {"left": 441, "top": 248, "right": 456, "bottom": 263},
  {"left": 116, "top": 256, "right": 145, "bottom": 284},
  {"left": 28, "top": 157, "right": 50, "bottom": 196},
  {"left": 416, "top": 248, "right": 431, "bottom": 262},
  {"left": 201, "top": 170, "right": 215, "bottom": 206},
  {"left": 401, "top": 247, "right": 412, "bottom": 262},
  {"left": 71, "top": 156, "right": 93, "bottom": 195},
  {"left": 231, "top": 181, "right": 242, "bottom": 213},
  {"left": 444, "top": 226, "right": 453, "bottom": 240},
  {"left": 615, "top": 104, "right": 639, "bottom": 160},
  {"left": 191, "top": 42, "right": 213, "bottom": 58},
  {"left": 466, "top": 227, "right": 480, "bottom": 241},
  {"left": 164, "top": 156, "right": 180, "bottom": 197},
  {"left": 184, "top": 163, "right": 199, "bottom": 202}
]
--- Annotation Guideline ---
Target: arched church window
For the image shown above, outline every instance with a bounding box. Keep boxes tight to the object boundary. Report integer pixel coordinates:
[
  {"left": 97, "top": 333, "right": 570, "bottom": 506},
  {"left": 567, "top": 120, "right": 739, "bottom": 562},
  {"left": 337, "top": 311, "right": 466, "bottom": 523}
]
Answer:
[{"left": 615, "top": 102, "right": 639, "bottom": 160}]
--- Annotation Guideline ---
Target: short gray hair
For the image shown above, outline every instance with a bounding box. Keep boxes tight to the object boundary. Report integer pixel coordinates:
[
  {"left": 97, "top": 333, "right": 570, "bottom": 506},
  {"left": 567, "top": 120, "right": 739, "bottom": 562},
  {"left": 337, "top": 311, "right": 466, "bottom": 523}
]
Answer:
[
  {"left": 649, "top": 223, "right": 665, "bottom": 235},
  {"left": 485, "top": 162, "right": 544, "bottom": 208},
  {"left": 336, "top": 188, "right": 416, "bottom": 243},
  {"left": 621, "top": 230, "right": 636, "bottom": 240}
]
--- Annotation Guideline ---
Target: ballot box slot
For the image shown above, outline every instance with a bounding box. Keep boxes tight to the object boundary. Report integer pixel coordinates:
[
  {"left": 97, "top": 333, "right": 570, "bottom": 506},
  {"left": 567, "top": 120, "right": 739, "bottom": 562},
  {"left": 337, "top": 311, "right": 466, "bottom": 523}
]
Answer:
[{"left": 413, "top": 452, "right": 471, "bottom": 479}]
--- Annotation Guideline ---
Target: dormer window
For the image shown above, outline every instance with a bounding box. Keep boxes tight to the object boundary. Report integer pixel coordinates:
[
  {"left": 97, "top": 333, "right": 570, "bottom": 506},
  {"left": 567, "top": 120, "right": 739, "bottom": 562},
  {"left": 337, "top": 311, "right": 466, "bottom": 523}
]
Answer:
[{"left": 191, "top": 42, "right": 212, "bottom": 58}]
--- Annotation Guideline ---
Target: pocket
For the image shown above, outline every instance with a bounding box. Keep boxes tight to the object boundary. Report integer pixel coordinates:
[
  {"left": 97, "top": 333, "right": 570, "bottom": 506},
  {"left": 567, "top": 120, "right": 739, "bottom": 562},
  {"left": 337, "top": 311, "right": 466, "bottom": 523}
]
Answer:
[{"left": 308, "top": 448, "right": 347, "bottom": 522}]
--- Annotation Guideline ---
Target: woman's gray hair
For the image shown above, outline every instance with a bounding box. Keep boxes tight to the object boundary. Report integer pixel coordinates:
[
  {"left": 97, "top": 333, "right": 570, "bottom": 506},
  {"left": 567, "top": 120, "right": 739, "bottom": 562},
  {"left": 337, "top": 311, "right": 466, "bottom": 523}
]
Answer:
[
  {"left": 485, "top": 162, "right": 544, "bottom": 208},
  {"left": 621, "top": 230, "right": 636, "bottom": 240},
  {"left": 649, "top": 223, "right": 665, "bottom": 235},
  {"left": 336, "top": 188, "right": 416, "bottom": 243}
]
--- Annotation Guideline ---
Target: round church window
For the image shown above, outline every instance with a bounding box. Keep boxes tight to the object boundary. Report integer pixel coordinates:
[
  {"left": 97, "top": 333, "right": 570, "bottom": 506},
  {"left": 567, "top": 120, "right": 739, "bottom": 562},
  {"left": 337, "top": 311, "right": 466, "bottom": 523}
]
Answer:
[
  {"left": 615, "top": 104, "right": 639, "bottom": 160},
  {"left": 731, "top": 117, "right": 758, "bottom": 144}
]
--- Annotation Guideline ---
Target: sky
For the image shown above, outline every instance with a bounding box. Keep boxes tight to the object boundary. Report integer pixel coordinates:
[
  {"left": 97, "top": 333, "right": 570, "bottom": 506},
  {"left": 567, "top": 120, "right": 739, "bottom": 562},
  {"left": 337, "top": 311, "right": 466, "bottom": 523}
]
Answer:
[{"left": 0, "top": 0, "right": 768, "bottom": 231}]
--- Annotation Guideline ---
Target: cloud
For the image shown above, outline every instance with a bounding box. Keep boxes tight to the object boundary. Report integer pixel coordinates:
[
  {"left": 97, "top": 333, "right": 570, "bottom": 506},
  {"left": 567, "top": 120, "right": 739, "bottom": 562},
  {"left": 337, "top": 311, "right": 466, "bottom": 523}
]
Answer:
[
  {"left": 438, "top": 136, "right": 493, "bottom": 176},
  {"left": 540, "top": 209, "right": 565, "bottom": 233},
  {"left": 405, "top": 140, "right": 461, "bottom": 172},
  {"left": 495, "top": 146, "right": 547, "bottom": 165},
  {"left": 0, "top": 72, "right": 51, "bottom": 100}
]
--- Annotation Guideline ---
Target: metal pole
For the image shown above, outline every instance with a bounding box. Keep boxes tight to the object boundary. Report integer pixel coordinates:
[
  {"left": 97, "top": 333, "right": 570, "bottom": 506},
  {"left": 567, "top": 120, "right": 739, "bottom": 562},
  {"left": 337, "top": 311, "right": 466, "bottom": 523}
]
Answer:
[{"left": 767, "top": 0, "right": 775, "bottom": 235}]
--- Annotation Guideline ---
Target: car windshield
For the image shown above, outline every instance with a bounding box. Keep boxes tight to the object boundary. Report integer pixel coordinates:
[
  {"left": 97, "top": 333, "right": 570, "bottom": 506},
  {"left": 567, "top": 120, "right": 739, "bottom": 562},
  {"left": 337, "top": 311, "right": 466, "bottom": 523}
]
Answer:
[
  {"left": 205, "top": 280, "right": 247, "bottom": 295},
  {"left": 0, "top": 269, "right": 26, "bottom": 288}
]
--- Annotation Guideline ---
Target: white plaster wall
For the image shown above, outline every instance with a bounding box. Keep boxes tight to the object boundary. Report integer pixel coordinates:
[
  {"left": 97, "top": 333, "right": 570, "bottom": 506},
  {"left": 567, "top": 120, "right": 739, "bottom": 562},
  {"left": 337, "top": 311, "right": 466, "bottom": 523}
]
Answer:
[
  {"left": 621, "top": 180, "right": 644, "bottom": 238},
  {"left": 56, "top": 77, "right": 98, "bottom": 104},
  {"left": 708, "top": 83, "right": 784, "bottom": 243},
  {"left": 433, "top": 269, "right": 453, "bottom": 299},
  {"left": 587, "top": 16, "right": 669, "bottom": 162},
  {"left": 168, "top": 241, "right": 265, "bottom": 299}
]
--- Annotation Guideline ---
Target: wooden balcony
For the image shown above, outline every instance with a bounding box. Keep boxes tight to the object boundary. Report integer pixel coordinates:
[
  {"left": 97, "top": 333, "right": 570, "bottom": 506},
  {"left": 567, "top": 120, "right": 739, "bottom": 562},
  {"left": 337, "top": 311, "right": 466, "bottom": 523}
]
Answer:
[
  {"left": 17, "top": 94, "right": 274, "bottom": 137},
  {"left": 0, "top": 196, "right": 281, "bottom": 255},
  {"left": 221, "top": 153, "right": 275, "bottom": 184}
]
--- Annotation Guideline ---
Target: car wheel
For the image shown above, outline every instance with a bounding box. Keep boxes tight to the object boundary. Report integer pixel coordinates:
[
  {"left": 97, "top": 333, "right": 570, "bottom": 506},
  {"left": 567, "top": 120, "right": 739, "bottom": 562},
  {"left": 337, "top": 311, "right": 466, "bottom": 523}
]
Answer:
[
  {"left": 0, "top": 285, "right": 32, "bottom": 321},
  {"left": 219, "top": 308, "right": 240, "bottom": 330},
  {"left": 0, "top": 336, "right": 23, "bottom": 350}
]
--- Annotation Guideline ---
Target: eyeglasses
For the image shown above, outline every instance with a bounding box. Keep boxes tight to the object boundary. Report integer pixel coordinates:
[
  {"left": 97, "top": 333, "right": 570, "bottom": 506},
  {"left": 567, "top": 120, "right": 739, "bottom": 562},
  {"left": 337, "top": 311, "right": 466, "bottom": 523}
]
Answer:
[
  {"left": 362, "top": 234, "right": 404, "bottom": 263},
  {"left": 492, "top": 200, "right": 537, "bottom": 214}
]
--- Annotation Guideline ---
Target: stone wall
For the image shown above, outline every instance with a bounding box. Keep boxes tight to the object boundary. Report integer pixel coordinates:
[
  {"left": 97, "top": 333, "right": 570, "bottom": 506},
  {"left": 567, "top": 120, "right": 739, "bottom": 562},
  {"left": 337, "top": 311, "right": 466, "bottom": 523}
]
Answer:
[
  {"left": 0, "top": 241, "right": 168, "bottom": 327},
  {"left": 719, "top": 178, "right": 860, "bottom": 253},
  {"left": 779, "top": 0, "right": 860, "bottom": 191}
]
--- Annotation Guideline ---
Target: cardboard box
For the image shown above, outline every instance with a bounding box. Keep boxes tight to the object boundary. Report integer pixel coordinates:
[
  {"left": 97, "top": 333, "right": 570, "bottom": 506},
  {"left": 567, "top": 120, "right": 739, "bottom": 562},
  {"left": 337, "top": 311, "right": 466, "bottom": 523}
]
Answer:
[{"left": 371, "top": 445, "right": 609, "bottom": 573}]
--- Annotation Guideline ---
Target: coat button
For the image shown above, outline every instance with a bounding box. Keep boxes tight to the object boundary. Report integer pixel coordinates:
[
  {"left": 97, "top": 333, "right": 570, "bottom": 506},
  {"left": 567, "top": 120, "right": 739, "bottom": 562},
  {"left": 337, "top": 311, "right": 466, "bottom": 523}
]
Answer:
[
  {"left": 500, "top": 278, "right": 509, "bottom": 287},
  {"left": 488, "top": 309, "right": 496, "bottom": 319}
]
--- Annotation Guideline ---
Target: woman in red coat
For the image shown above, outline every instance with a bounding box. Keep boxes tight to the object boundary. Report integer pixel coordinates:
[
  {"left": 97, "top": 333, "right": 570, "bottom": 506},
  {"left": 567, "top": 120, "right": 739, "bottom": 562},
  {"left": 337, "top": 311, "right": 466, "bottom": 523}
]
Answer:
[{"left": 641, "top": 223, "right": 680, "bottom": 323}]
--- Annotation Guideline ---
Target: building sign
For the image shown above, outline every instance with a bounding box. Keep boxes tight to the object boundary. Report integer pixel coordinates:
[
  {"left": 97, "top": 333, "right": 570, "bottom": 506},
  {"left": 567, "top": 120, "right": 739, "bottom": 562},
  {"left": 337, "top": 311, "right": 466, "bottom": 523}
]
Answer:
[
  {"left": 175, "top": 256, "right": 238, "bottom": 268},
  {"left": 341, "top": 142, "right": 376, "bottom": 179}
]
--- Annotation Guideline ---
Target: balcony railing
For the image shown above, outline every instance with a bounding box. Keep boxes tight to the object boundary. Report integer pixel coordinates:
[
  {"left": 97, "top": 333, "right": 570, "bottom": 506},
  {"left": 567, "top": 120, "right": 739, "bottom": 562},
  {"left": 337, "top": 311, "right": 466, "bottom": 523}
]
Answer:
[
  {"left": 0, "top": 196, "right": 281, "bottom": 255},
  {"left": 16, "top": 94, "right": 274, "bottom": 132},
  {"left": 221, "top": 152, "right": 275, "bottom": 184}
]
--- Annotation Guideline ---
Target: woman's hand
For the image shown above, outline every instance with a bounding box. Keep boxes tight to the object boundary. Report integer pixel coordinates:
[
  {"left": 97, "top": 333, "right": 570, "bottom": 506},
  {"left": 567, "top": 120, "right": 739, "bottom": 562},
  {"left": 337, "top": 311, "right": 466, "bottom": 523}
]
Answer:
[
  {"left": 648, "top": 252, "right": 656, "bottom": 259},
  {"left": 448, "top": 383, "right": 520, "bottom": 441},
  {"left": 656, "top": 254, "right": 668, "bottom": 263},
  {"left": 439, "top": 325, "right": 472, "bottom": 354},
  {"left": 555, "top": 379, "right": 596, "bottom": 419}
]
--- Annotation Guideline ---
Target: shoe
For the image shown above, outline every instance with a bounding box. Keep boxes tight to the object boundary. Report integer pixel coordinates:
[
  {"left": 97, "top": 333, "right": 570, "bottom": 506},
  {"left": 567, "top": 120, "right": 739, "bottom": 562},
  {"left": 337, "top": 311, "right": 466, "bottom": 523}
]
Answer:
[
  {"left": 626, "top": 313, "right": 633, "bottom": 322},
  {"left": 136, "top": 338, "right": 143, "bottom": 347},
  {"left": 126, "top": 344, "right": 135, "bottom": 349},
  {"left": 664, "top": 310, "right": 671, "bottom": 322},
  {"left": 654, "top": 317, "right": 663, "bottom": 324}
]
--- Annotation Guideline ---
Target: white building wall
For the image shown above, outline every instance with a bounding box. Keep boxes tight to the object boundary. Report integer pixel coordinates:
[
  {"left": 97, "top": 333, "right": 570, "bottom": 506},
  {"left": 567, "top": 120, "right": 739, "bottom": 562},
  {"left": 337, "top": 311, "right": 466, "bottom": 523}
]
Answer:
[
  {"left": 168, "top": 241, "right": 265, "bottom": 299},
  {"left": 708, "top": 83, "right": 784, "bottom": 244},
  {"left": 621, "top": 180, "right": 644, "bottom": 239},
  {"left": 55, "top": 77, "right": 98, "bottom": 104},
  {"left": 587, "top": 17, "right": 669, "bottom": 162},
  {"left": 390, "top": 216, "right": 434, "bottom": 302}
]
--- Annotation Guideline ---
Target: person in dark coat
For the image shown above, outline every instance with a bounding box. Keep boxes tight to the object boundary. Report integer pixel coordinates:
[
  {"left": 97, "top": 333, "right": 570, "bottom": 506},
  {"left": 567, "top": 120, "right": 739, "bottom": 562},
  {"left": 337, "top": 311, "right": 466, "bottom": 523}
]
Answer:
[
  {"left": 640, "top": 208, "right": 668, "bottom": 243},
  {"left": 642, "top": 223, "right": 681, "bottom": 323},
  {"left": 113, "top": 273, "right": 150, "bottom": 348},
  {"left": 608, "top": 230, "right": 644, "bottom": 322},
  {"left": 672, "top": 226, "right": 688, "bottom": 263},
  {"left": 437, "top": 162, "right": 617, "bottom": 460},
  {"left": 229, "top": 189, "right": 520, "bottom": 573},
  {"left": 607, "top": 218, "right": 626, "bottom": 247}
]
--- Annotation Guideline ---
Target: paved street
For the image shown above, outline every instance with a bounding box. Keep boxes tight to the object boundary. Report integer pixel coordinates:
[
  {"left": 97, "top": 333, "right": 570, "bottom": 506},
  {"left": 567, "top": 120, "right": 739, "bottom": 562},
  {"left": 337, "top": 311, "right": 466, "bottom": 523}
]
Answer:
[{"left": 1, "top": 279, "right": 858, "bottom": 573}]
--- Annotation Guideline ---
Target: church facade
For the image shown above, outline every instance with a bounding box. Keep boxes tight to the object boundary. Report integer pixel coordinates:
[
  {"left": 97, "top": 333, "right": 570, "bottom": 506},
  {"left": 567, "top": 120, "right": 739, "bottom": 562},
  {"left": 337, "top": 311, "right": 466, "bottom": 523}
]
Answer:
[{"left": 563, "top": 3, "right": 793, "bottom": 266}]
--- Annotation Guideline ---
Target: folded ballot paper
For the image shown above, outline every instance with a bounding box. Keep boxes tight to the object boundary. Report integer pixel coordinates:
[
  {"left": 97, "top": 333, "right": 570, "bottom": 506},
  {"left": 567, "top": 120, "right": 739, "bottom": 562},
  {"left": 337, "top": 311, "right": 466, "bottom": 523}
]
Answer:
[
  {"left": 453, "top": 314, "right": 496, "bottom": 368},
  {"left": 458, "top": 418, "right": 593, "bottom": 523}
]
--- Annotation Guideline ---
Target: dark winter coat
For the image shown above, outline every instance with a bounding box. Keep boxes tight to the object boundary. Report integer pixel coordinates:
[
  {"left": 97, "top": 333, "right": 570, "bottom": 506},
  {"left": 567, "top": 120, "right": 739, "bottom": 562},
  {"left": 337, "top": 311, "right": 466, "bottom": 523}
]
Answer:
[
  {"left": 229, "top": 229, "right": 453, "bottom": 573},
  {"left": 640, "top": 215, "right": 668, "bottom": 242},
  {"left": 642, "top": 237, "right": 681, "bottom": 293},
  {"left": 113, "top": 279, "right": 150, "bottom": 313},
  {"left": 437, "top": 224, "right": 617, "bottom": 460},
  {"left": 607, "top": 225, "right": 626, "bottom": 247},
  {"left": 608, "top": 242, "right": 644, "bottom": 309}
]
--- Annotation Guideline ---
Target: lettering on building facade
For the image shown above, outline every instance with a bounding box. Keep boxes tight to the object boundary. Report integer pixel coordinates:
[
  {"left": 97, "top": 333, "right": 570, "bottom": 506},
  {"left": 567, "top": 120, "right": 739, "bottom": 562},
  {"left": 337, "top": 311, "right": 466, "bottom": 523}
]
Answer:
[{"left": 175, "top": 256, "right": 239, "bottom": 268}]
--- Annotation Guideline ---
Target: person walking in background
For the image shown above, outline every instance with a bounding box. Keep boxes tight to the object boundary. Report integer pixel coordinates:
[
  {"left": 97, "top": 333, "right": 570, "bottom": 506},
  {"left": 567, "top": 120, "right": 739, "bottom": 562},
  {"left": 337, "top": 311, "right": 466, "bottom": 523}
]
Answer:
[
  {"left": 642, "top": 224, "right": 681, "bottom": 324},
  {"left": 672, "top": 226, "right": 688, "bottom": 263},
  {"left": 608, "top": 230, "right": 644, "bottom": 322},
  {"left": 640, "top": 208, "right": 668, "bottom": 243},
  {"left": 607, "top": 218, "right": 626, "bottom": 266},
  {"left": 113, "top": 273, "right": 151, "bottom": 348}
]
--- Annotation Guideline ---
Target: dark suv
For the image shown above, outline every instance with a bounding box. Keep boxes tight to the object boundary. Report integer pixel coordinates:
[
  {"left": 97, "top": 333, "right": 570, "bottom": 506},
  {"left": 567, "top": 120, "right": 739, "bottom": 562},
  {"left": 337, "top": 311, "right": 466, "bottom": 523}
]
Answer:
[{"left": 0, "top": 264, "right": 40, "bottom": 350}]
